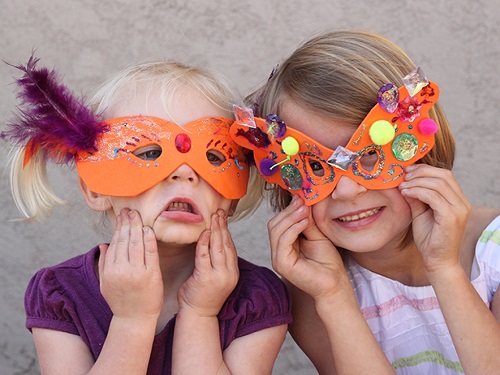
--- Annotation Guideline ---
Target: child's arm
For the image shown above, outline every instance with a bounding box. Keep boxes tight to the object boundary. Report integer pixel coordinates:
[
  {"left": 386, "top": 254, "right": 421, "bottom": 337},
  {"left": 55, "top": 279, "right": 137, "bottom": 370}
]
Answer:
[
  {"left": 268, "top": 195, "right": 395, "bottom": 375},
  {"left": 400, "top": 164, "right": 500, "bottom": 374},
  {"left": 172, "top": 209, "right": 287, "bottom": 374},
  {"left": 33, "top": 209, "right": 164, "bottom": 374}
]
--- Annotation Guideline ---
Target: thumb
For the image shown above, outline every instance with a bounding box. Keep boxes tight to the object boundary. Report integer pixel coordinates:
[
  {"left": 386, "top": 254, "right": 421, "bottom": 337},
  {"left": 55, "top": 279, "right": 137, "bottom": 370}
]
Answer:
[
  {"left": 302, "top": 206, "right": 327, "bottom": 241},
  {"left": 401, "top": 191, "right": 429, "bottom": 221}
]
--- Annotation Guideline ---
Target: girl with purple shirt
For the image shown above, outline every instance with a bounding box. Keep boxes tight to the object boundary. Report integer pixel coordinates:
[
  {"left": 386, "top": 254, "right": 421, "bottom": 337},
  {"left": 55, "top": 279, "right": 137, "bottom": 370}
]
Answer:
[{"left": 2, "top": 57, "right": 291, "bottom": 374}]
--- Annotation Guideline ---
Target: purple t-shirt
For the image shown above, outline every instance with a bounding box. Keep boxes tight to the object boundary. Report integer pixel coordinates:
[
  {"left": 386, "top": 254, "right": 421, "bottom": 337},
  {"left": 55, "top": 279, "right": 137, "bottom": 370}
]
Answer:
[{"left": 25, "top": 246, "right": 292, "bottom": 374}]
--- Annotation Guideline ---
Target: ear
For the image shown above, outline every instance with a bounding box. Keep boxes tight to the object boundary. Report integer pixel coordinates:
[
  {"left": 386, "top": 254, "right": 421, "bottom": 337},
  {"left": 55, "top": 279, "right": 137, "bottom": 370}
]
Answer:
[
  {"left": 79, "top": 178, "right": 112, "bottom": 212},
  {"left": 227, "top": 199, "right": 239, "bottom": 217}
]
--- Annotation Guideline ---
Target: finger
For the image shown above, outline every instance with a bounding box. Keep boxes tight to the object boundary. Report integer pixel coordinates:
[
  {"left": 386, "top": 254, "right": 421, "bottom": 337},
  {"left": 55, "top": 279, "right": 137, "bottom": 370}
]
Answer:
[
  {"left": 195, "top": 229, "right": 212, "bottom": 271},
  {"left": 269, "top": 215, "right": 309, "bottom": 274},
  {"left": 113, "top": 208, "right": 132, "bottom": 263},
  {"left": 400, "top": 179, "right": 468, "bottom": 216},
  {"left": 301, "top": 206, "right": 326, "bottom": 241},
  {"left": 217, "top": 209, "right": 238, "bottom": 270},
  {"left": 143, "top": 226, "right": 160, "bottom": 271},
  {"left": 268, "top": 195, "right": 306, "bottom": 232},
  {"left": 404, "top": 165, "right": 465, "bottom": 203},
  {"left": 127, "top": 210, "right": 146, "bottom": 266},
  {"left": 208, "top": 212, "right": 226, "bottom": 270},
  {"left": 98, "top": 243, "right": 109, "bottom": 278},
  {"left": 268, "top": 200, "right": 309, "bottom": 262},
  {"left": 106, "top": 211, "right": 124, "bottom": 263}
]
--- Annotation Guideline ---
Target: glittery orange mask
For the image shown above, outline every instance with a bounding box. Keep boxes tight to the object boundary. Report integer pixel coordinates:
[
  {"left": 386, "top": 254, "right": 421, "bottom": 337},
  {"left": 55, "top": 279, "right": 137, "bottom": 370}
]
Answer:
[
  {"left": 76, "top": 116, "right": 250, "bottom": 199},
  {"left": 230, "top": 68, "right": 439, "bottom": 205}
]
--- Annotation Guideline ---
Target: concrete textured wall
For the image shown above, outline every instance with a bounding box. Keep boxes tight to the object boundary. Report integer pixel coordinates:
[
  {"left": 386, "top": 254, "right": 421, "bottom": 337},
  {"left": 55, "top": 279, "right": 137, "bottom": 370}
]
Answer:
[{"left": 1, "top": 1, "right": 499, "bottom": 374}]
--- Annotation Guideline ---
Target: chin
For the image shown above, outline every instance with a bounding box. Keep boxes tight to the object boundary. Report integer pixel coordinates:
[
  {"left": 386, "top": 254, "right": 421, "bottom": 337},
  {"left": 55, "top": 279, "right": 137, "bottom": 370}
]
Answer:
[{"left": 155, "top": 224, "right": 206, "bottom": 246}]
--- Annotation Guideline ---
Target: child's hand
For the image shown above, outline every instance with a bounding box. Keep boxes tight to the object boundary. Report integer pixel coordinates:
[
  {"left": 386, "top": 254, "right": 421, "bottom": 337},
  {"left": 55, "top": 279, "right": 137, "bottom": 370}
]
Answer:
[
  {"left": 399, "top": 164, "right": 471, "bottom": 275},
  {"left": 268, "top": 195, "right": 347, "bottom": 301},
  {"left": 99, "top": 208, "right": 164, "bottom": 323},
  {"left": 177, "top": 209, "right": 239, "bottom": 317}
]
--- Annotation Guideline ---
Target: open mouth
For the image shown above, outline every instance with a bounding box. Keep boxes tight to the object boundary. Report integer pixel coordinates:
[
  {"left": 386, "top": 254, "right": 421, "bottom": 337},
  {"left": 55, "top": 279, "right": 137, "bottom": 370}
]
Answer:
[
  {"left": 160, "top": 198, "right": 203, "bottom": 223},
  {"left": 167, "top": 201, "right": 193, "bottom": 213},
  {"left": 338, "top": 207, "right": 381, "bottom": 222}
]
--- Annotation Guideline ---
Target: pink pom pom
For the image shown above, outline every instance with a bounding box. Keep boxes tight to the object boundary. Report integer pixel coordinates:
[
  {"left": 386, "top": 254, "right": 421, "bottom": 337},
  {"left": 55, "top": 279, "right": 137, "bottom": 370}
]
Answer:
[{"left": 418, "top": 119, "right": 438, "bottom": 135}]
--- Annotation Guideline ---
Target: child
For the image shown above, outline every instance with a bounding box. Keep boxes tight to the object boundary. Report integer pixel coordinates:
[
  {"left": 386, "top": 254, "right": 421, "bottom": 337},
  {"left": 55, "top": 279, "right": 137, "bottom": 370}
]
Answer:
[
  {"left": 230, "top": 30, "right": 500, "bottom": 374},
  {"left": 2, "top": 56, "right": 291, "bottom": 374}
]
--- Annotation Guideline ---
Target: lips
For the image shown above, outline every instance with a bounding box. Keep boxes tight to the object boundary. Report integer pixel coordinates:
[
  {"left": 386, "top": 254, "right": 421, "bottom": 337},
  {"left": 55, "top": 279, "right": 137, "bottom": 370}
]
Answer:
[
  {"left": 160, "top": 197, "right": 204, "bottom": 223},
  {"left": 337, "top": 207, "right": 381, "bottom": 222}
]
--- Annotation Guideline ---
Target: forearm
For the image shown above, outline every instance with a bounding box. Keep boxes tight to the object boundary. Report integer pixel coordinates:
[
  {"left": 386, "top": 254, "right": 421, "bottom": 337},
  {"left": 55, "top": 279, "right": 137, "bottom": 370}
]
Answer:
[
  {"left": 172, "top": 309, "right": 230, "bottom": 375},
  {"left": 315, "top": 278, "right": 395, "bottom": 375},
  {"left": 87, "top": 316, "right": 157, "bottom": 375},
  {"left": 429, "top": 265, "right": 500, "bottom": 373}
]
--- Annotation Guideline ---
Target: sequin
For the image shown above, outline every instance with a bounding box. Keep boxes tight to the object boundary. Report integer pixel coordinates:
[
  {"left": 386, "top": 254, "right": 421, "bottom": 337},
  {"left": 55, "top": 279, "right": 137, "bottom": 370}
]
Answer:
[
  {"left": 403, "top": 67, "right": 429, "bottom": 96},
  {"left": 175, "top": 133, "right": 191, "bottom": 153},
  {"left": 397, "top": 96, "right": 422, "bottom": 122},
  {"left": 327, "top": 146, "right": 358, "bottom": 170},
  {"left": 280, "top": 164, "right": 303, "bottom": 190},
  {"left": 266, "top": 114, "right": 286, "bottom": 138},
  {"left": 233, "top": 105, "right": 256, "bottom": 128},
  {"left": 235, "top": 127, "right": 271, "bottom": 149},
  {"left": 377, "top": 83, "right": 399, "bottom": 113},
  {"left": 392, "top": 133, "right": 418, "bottom": 161}
]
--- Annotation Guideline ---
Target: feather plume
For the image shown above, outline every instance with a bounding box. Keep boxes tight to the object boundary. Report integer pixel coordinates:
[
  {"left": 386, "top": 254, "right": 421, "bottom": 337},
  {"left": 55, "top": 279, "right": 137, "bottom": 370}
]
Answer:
[{"left": 1, "top": 54, "right": 106, "bottom": 166}]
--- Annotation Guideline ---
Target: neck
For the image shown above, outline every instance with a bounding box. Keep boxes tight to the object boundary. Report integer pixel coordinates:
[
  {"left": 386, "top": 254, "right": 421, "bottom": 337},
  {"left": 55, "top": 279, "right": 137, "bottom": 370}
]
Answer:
[
  {"left": 349, "top": 240, "right": 429, "bottom": 287},
  {"left": 156, "top": 242, "right": 196, "bottom": 287}
]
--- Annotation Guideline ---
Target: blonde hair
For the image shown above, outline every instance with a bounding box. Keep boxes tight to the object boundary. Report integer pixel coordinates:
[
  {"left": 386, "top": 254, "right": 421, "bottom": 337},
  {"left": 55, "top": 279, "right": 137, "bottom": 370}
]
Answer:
[
  {"left": 248, "top": 30, "right": 456, "bottom": 211},
  {"left": 9, "top": 60, "right": 264, "bottom": 221}
]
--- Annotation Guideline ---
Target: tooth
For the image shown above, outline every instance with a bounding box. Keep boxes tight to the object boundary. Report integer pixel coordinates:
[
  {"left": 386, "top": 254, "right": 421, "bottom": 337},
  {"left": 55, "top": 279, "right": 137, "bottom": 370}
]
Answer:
[{"left": 339, "top": 208, "right": 380, "bottom": 222}]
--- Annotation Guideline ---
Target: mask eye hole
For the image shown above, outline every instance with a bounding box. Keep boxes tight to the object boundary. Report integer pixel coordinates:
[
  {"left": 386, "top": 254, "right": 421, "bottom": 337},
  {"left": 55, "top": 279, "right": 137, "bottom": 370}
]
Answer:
[
  {"left": 133, "top": 144, "right": 162, "bottom": 160},
  {"left": 358, "top": 149, "right": 379, "bottom": 172},
  {"left": 309, "top": 160, "right": 325, "bottom": 176},
  {"left": 206, "top": 150, "right": 226, "bottom": 166}
]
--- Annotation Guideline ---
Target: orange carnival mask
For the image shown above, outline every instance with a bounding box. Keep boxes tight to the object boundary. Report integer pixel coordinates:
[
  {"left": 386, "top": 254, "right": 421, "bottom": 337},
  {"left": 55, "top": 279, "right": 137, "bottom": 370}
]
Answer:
[
  {"left": 230, "top": 67, "right": 439, "bottom": 205},
  {"left": 1, "top": 56, "right": 249, "bottom": 200},
  {"left": 76, "top": 116, "right": 250, "bottom": 199}
]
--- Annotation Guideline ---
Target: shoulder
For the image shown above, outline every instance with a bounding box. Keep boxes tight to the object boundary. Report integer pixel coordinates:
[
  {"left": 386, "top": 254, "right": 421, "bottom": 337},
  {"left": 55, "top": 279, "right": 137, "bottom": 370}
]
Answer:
[
  {"left": 460, "top": 207, "right": 500, "bottom": 274},
  {"left": 475, "top": 215, "right": 500, "bottom": 260},
  {"left": 25, "top": 246, "right": 102, "bottom": 333},
  {"left": 217, "top": 258, "right": 292, "bottom": 344},
  {"left": 26, "top": 247, "right": 98, "bottom": 293},
  {"left": 235, "top": 258, "right": 291, "bottom": 305},
  {"left": 463, "top": 207, "right": 500, "bottom": 248}
]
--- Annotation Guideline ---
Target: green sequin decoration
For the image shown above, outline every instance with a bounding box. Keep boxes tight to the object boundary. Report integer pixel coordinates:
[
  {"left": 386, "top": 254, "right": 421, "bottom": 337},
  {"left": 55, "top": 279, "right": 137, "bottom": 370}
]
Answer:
[
  {"left": 280, "top": 164, "right": 303, "bottom": 191},
  {"left": 392, "top": 133, "right": 418, "bottom": 161}
]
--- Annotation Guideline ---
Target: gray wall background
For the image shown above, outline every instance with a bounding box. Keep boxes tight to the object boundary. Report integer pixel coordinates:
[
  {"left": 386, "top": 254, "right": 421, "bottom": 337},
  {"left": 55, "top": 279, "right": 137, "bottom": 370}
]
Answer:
[{"left": 1, "top": 1, "right": 499, "bottom": 374}]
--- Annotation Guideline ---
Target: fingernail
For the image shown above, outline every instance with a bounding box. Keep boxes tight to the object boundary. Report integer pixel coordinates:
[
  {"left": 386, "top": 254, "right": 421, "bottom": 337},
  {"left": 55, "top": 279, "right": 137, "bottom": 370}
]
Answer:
[
  {"left": 128, "top": 210, "right": 136, "bottom": 219},
  {"left": 143, "top": 226, "right": 150, "bottom": 233}
]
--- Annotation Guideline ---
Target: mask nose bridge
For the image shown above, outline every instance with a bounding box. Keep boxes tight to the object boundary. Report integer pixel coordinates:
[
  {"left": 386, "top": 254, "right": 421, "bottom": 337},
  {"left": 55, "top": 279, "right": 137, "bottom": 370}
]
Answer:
[{"left": 330, "top": 172, "right": 367, "bottom": 200}]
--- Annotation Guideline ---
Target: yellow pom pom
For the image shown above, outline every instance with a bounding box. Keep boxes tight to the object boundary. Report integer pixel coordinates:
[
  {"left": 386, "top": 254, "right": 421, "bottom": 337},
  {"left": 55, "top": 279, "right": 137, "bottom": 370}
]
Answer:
[
  {"left": 282, "top": 136, "right": 299, "bottom": 155},
  {"left": 369, "top": 120, "right": 395, "bottom": 145}
]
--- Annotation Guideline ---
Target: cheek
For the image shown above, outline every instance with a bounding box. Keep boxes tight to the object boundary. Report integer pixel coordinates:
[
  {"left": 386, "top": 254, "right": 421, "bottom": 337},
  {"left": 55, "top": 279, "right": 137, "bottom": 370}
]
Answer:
[{"left": 311, "top": 200, "right": 331, "bottom": 230}]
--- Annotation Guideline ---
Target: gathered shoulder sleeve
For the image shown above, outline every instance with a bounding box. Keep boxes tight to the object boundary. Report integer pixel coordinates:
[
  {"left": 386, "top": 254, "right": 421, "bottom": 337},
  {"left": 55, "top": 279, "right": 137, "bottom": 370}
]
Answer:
[
  {"left": 25, "top": 267, "right": 80, "bottom": 335},
  {"left": 475, "top": 215, "right": 500, "bottom": 300},
  {"left": 218, "top": 258, "right": 292, "bottom": 349}
]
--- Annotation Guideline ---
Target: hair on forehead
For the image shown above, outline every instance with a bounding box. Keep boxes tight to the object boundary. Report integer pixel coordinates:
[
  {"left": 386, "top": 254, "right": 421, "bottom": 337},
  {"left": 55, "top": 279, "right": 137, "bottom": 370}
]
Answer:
[{"left": 90, "top": 60, "right": 240, "bottom": 119}]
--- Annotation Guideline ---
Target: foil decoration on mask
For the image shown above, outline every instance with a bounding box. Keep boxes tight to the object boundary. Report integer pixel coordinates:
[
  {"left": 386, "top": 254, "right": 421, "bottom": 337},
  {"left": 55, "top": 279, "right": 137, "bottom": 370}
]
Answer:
[{"left": 230, "top": 67, "right": 440, "bottom": 205}]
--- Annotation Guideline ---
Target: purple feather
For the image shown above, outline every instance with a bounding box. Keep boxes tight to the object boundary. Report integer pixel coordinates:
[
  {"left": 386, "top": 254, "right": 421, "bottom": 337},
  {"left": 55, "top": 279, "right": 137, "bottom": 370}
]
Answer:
[{"left": 1, "top": 54, "right": 106, "bottom": 165}]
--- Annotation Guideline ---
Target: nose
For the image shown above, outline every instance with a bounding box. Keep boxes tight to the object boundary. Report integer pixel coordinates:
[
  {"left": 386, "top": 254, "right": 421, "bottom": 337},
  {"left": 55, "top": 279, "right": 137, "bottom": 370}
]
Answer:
[
  {"left": 330, "top": 175, "right": 367, "bottom": 200},
  {"left": 168, "top": 164, "right": 199, "bottom": 184}
]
